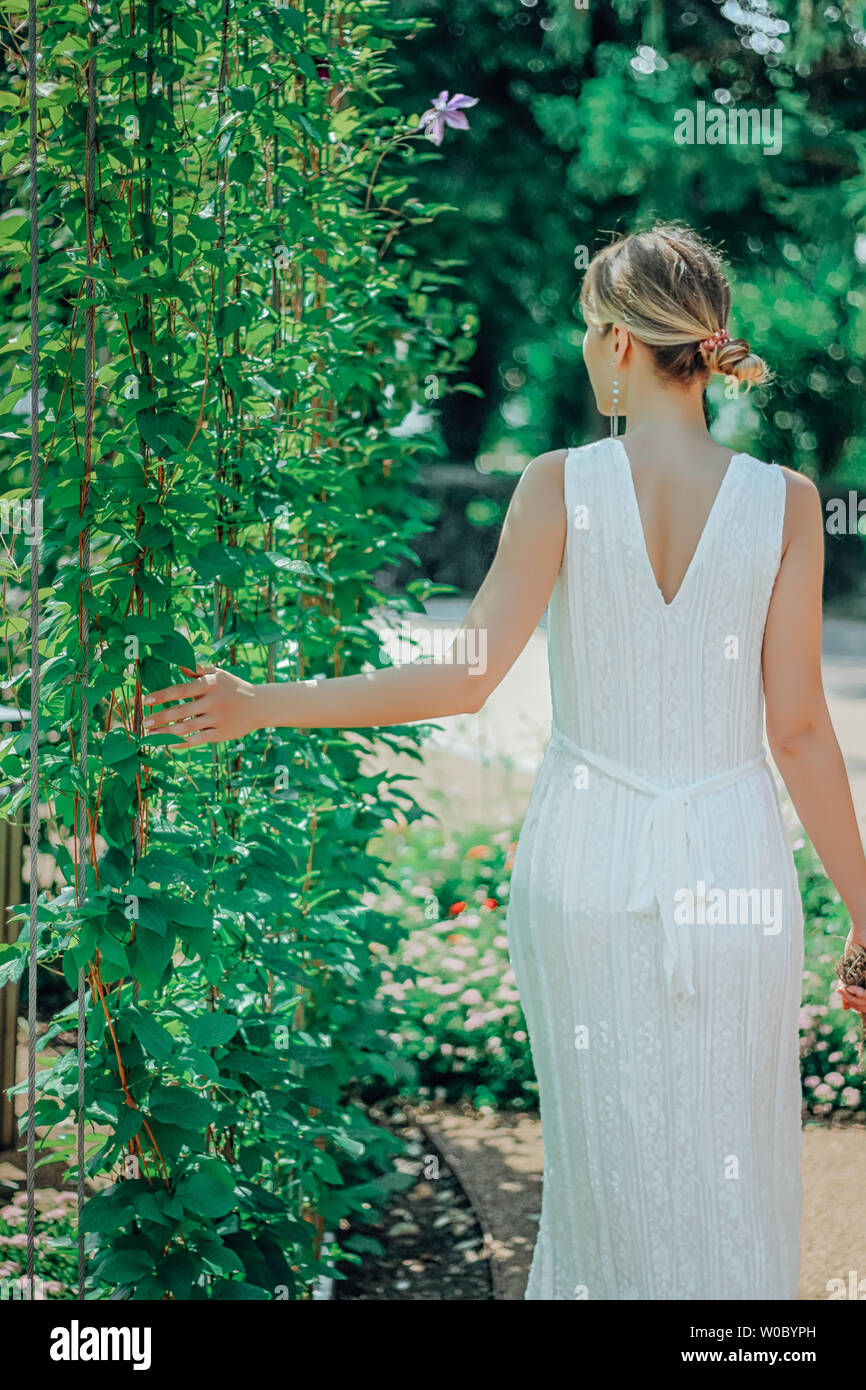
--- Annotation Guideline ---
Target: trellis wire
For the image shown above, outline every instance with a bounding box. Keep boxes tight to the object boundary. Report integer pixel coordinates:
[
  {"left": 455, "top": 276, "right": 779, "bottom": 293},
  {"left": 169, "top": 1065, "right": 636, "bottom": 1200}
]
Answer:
[
  {"left": 24, "top": 0, "right": 94, "bottom": 1301},
  {"left": 77, "top": 0, "right": 99, "bottom": 1300},
  {"left": 25, "top": 0, "right": 40, "bottom": 1302}
]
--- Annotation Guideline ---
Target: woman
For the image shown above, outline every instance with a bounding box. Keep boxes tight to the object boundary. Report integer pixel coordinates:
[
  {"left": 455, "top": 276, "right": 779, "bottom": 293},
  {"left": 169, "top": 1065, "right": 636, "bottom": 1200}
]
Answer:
[{"left": 144, "top": 224, "right": 866, "bottom": 1301}]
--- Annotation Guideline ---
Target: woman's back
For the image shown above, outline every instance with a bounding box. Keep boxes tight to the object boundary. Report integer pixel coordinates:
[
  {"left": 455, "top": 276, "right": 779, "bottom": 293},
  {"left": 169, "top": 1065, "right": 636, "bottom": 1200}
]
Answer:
[
  {"left": 508, "top": 432, "right": 804, "bottom": 1301},
  {"left": 549, "top": 437, "right": 786, "bottom": 784}
]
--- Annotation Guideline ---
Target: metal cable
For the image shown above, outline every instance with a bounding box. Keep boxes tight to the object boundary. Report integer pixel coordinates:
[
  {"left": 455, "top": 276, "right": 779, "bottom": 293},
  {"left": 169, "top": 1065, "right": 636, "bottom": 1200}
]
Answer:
[
  {"left": 25, "top": 0, "right": 40, "bottom": 1304},
  {"left": 77, "top": 0, "right": 98, "bottom": 1301}
]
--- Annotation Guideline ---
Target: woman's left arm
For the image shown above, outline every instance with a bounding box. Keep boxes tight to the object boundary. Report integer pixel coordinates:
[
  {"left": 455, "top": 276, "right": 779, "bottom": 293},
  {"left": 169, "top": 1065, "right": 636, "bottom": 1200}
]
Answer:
[{"left": 143, "top": 448, "right": 569, "bottom": 747}]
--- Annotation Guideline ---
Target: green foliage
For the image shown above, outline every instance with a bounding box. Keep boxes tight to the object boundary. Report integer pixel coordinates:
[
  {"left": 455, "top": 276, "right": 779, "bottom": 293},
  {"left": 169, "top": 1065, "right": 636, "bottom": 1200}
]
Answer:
[
  {"left": 392, "top": 1, "right": 866, "bottom": 517},
  {"left": 372, "top": 820, "right": 537, "bottom": 1110},
  {"left": 0, "top": 0, "right": 475, "bottom": 1298}
]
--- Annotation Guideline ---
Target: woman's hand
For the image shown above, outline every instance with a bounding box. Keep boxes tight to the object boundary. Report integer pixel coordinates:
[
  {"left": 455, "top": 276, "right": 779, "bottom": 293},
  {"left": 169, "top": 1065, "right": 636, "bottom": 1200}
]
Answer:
[
  {"left": 837, "top": 924, "right": 866, "bottom": 1015},
  {"left": 839, "top": 979, "right": 866, "bottom": 1015},
  {"left": 143, "top": 665, "right": 259, "bottom": 748}
]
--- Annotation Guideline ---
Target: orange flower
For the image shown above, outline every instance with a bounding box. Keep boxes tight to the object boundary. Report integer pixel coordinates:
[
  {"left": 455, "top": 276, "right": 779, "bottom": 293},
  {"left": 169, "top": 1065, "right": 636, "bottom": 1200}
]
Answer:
[
  {"left": 482, "top": 897, "right": 498, "bottom": 910},
  {"left": 465, "top": 845, "right": 492, "bottom": 860},
  {"left": 449, "top": 901, "right": 467, "bottom": 916}
]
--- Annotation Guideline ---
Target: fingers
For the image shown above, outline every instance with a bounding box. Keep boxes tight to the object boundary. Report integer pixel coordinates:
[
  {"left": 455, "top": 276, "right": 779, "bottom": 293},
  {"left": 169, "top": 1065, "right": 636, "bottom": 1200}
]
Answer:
[
  {"left": 146, "top": 712, "right": 213, "bottom": 736},
  {"left": 172, "top": 728, "right": 219, "bottom": 749},
  {"left": 143, "top": 678, "right": 210, "bottom": 707},
  {"left": 144, "top": 700, "right": 209, "bottom": 732},
  {"left": 144, "top": 703, "right": 196, "bottom": 731},
  {"left": 837, "top": 984, "right": 866, "bottom": 1014}
]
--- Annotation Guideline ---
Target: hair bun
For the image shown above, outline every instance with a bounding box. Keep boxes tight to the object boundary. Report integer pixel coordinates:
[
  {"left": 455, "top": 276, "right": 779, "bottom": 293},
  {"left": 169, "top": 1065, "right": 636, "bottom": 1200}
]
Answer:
[{"left": 702, "top": 334, "right": 770, "bottom": 389}]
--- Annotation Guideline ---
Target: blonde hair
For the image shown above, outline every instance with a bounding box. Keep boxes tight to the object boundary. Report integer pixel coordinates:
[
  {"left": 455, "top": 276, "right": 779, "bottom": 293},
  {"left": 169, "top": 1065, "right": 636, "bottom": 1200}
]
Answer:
[{"left": 580, "top": 224, "right": 770, "bottom": 390}]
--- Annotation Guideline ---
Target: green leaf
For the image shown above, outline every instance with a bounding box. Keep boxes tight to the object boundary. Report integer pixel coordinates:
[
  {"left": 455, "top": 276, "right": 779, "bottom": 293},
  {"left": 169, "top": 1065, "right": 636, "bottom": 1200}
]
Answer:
[
  {"left": 128, "top": 1007, "right": 176, "bottom": 1060},
  {"left": 97, "top": 1247, "right": 155, "bottom": 1284},
  {"left": 188, "top": 1013, "right": 238, "bottom": 1048},
  {"left": 176, "top": 1159, "right": 238, "bottom": 1218},
  {"left": 149, "top": 1085, "right": 221, "bottom": 1127}
]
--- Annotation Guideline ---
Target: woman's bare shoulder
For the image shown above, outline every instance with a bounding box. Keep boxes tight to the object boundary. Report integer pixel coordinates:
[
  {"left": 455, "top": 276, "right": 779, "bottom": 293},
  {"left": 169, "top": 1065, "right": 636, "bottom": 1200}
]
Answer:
[
  {"left": 777, "top": 465, "right": 822, "bottom": 556},
  {"left": 518, "top": 440, "right": 607, "bottom": 505}
]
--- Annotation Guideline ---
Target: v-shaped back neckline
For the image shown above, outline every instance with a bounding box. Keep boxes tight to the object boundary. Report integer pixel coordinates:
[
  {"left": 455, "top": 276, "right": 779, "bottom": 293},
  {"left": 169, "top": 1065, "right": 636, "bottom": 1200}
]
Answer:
[{"left": 611, "top": 436, "right": 744, "bottom": 612}]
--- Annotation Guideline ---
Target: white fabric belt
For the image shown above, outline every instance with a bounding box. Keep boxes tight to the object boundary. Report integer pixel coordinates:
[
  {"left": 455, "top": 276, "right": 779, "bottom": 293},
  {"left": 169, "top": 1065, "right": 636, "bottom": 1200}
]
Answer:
[{"left": 548, "top": 726, "right": 769, "bottom": 1000}]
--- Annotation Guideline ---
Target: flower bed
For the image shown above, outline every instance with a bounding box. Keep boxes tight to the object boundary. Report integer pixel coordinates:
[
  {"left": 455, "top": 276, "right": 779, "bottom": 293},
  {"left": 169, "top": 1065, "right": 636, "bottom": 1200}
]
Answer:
[
  {"left": 370, "top": 824, "right": 535, "bottom": 1110},
  {"left": 0, "top": 1186, "right": 78, "bottom": 1299},
  {"left": 796, "top": 838, "right": 865, "bottom": 1121}
]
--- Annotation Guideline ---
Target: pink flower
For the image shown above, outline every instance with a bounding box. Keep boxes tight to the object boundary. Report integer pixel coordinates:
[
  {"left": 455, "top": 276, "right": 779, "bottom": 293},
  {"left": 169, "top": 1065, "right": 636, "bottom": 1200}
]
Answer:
[
  {"left": 825, "top": 1071, "right": 846, "bottom": 1087},
  {"left": 419, "top": 92, "right": 479, "bottom": 146}
]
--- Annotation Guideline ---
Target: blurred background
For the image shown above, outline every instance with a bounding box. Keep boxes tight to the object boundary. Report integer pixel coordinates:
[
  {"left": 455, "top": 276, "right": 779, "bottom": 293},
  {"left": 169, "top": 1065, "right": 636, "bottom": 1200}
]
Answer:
[{"left": 387, "top": 0, "right": 866, "bottom": 601}]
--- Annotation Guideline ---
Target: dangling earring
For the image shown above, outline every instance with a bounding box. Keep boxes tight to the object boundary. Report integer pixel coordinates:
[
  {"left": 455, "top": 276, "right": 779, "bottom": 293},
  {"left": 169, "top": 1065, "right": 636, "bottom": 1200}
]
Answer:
[{"left": 610, "top": 375, "right": 620, "bottom": 438}]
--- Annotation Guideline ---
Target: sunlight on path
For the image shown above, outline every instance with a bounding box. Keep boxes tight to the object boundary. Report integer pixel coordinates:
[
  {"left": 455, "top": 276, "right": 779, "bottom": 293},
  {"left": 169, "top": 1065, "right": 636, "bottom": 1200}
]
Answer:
[{"left": 418, "top": 1105, "right": 866, "bottom": 1301}]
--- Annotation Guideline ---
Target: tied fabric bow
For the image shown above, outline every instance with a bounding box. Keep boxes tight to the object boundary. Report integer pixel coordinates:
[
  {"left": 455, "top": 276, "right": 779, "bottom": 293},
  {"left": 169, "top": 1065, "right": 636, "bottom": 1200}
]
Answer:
[
  {"left": 626, "top": 785, "right": 717, "bottom": 1001},
  {"left": 548, "top": 726, "right": 768, "bottom": 1004}
]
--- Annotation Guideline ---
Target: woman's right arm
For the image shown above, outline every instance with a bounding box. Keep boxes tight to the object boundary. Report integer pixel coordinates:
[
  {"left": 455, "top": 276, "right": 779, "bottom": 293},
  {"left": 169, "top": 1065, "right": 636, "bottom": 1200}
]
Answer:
[{"left": 762, "top": 467, "right": 866, "bottom": 952}]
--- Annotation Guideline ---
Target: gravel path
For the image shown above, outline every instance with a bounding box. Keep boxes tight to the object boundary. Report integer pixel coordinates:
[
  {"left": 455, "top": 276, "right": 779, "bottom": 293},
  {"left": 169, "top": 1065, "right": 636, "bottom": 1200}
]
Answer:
[{"left": 416, "top": 1104, "right": 866, "bottom": 1301}]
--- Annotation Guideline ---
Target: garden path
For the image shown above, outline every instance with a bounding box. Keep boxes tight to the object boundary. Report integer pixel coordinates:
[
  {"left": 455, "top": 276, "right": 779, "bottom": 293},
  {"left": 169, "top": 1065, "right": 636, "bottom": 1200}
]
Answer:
[{"left": 415, "top": 1104, "right": 866, "bottom": 1302}]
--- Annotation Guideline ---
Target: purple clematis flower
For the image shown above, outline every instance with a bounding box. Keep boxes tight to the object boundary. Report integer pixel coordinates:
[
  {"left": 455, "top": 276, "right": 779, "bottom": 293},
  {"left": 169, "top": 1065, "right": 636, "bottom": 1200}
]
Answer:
[{"left": 419, "top": 91, "right": 479, "bottom": 146}]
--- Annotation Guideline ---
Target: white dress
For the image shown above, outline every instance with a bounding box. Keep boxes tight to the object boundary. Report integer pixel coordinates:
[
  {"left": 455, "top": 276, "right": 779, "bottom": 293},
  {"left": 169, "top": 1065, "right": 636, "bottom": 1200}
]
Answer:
[{"left": 505, "top": 437, "right": 804, "bottom": 1301}]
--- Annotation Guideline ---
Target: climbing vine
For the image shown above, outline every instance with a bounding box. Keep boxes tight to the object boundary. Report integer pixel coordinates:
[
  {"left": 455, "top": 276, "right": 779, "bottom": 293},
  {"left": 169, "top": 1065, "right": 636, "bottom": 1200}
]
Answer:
[{"left": 0, "top": 0, "right": 476, "bottom": 1297}]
